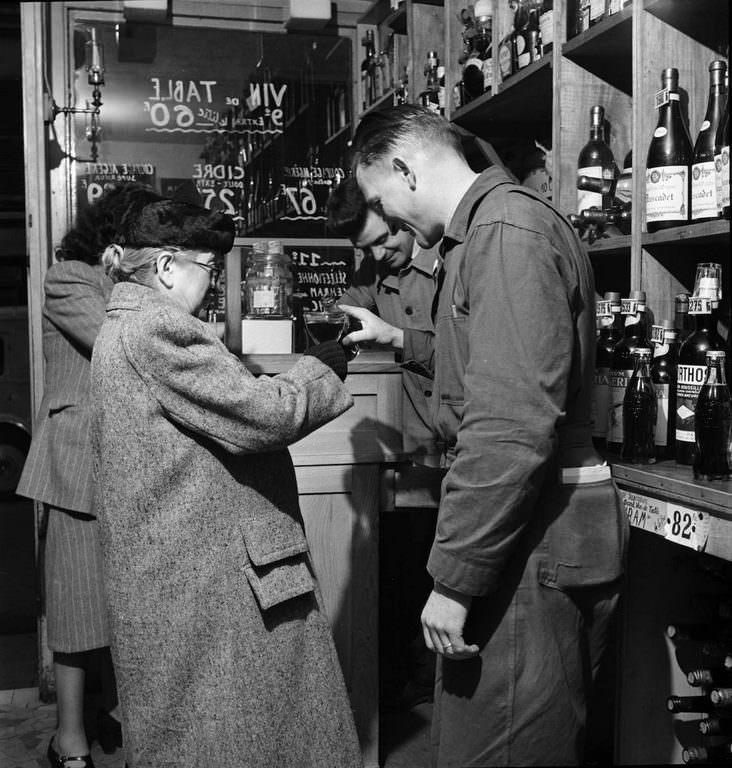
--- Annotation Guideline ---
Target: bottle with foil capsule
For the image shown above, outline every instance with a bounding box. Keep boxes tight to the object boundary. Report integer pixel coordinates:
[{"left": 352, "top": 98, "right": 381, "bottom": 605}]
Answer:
[
  {"left": 691, "top": 60, "right": 727, "bottom": 222},
  {"left": 592, "top": 293, "right": 622, "bottom": 448},
  {"left": 645, "top": 68, "right": 693, "bottom": 232},
  {"left": 606, "top": 291, "right": 650, "bottom": 453},
  {"left": 694, "top": 350, "right": 731, "bottom": 481},
  {"left": 577, "top": 105, "right": 616, "bottom": 214},
  {"left": 621, "top": 348, "right": 657, "bottom": 464},
  {"left": 650, "top": 320, "right": 679, "bottom": 460},
  {"left": 676, "top": 263, "right": 730, "bottom": 465},
  {"left": 675, "top": 292, "right": 694, "bottom": 343}
]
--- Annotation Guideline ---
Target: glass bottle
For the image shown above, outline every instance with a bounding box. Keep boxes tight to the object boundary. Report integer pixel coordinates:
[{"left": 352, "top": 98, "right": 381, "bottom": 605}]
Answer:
[
  {"left": 694, "top": 350, "right": 731, "bottom": 481},
  {"left": 243, "top": 240, "right": 293, "bottom": 319},
  {"left": 589, "top": 0, "right": 605, "bottom": 27},
  {"left": 577, "top": 105, "right": 617, "bottom": 214},
  {"left": 474, "top": 0, "right": 494, "bottom": 96},
  {"left": 361, "top": 29, "right": 377, "bottom": 110},
  {"left": 691, "top": 60, "right": 727, "bottom": 222},
  {"left": 621, "top": 348, "right": 656, "bottom": 464},
  {"left": 675, "top": 292, "right": 694, "bottom": 343},
  {"left": 665, "top": 694, "right": 712, "bottom": 713},
  {"left": 682, "top": 744, "right": 732, "bottom": 764},
  {"left": 715, "top": 70, "right": 730, "bottom": 219},
  {"left": 615, "top": 149, "right": 633, "bottom": 207},
  {"left": 592, "top": 292, "right": 623, "bottom": 449},
  {"left": 539, "top": 0, "right": 553, "bottom": 56},
  {"left": 419, "top": 50, "right": 441, "bottom": 114},
  {"left": 676, "top": 263, "right": 730, "bottom": 465},
  {"left": 606, "top": 290, "right": 650, "bottom": 453},
  {"left": 645, "top": 68, "right": 693, "bottom": 232},
  {"left": 650, "top": 319, "right": 679, "bottom": 460}
]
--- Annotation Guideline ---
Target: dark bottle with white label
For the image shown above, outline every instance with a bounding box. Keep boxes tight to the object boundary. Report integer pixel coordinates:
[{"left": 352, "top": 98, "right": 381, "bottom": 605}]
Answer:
[
  {"left": 715, "top": 69, "right": 730, "bottom": 219},
  {"left": 592, "top": 293, "right": 623, "bottom": 448},
  {"left": 676, "top": 263, "right": 730, "bottom": 465},
  {"left": 691, "top": 60, "right": 727, "bottom": 222},
  {"left": 675, "top": 292, "right": 694, "bottom": 343},
  {"left": 607, "top": 291, "right": 650, "bottom": 453},
  {"left": 646, "top": 68, "right": 693, "bottom": 232},
  {"left": 694, "top": 350, "right": 731, "bottom": 481},
  {"left": 621, "top": 348, "right": 656, "bottom": 464},
  {"left": 578, "top": 105, "right": 616, "bottom": 214},
  {"left": 650, "top": 319, "right": 679, "bottom": 461}
]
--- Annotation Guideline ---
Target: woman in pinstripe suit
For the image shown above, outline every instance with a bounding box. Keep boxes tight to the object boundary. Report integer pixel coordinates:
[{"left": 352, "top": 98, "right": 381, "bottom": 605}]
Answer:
[{"left": 17, "top": 184, "right": 153, "bottom": 768}]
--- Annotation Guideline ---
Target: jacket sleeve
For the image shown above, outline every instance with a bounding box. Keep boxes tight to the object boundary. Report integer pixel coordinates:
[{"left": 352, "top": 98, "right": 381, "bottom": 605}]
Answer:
[
  {"left": 122, "top": 305, "right": 354, "bottom": 455},
  {"left": 427, "top": 220, "right": 575, "bottom": 596},
  {"left": 44, "top": 262, "right": 108, "bottom": 353}
]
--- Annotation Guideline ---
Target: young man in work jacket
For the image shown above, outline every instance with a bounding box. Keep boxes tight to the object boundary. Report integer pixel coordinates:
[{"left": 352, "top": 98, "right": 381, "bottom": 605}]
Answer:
[
  {"left": 342, "top": 105, "right": 629, "bottom": 767},
  {"left": 327, "top": 177, "right": 443, "bottom": 709}
]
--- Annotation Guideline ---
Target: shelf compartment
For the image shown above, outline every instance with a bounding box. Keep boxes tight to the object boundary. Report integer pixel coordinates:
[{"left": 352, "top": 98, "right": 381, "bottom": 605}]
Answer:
[
  {"left": 562, "top": 6, "right": 634, "bottom": 95},
  {"left": 358, "top": 89, "right": 396, "bottom": 120},
  {"left": 451, "top": 57, "right": 553, "bottom": 138},
  {"left": 641, "top": 219, "right": 731, "bottom": 249},
  {"left": 586, "top": 233, "right": 632, "bottom": 256},
  {"left": 644, "top": 0, "right": 730, "bottom": 56}
]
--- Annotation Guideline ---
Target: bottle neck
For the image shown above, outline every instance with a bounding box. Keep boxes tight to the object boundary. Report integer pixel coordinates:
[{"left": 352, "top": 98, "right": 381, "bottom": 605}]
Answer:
[{"left": 705, "top": 361, "right": 728, "bottom": 387}]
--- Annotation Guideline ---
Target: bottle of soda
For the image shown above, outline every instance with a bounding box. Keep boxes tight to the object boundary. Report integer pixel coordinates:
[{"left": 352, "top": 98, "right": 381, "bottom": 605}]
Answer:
[
  {"left": 592, "top": 292, "right": 623, "bottom": 449},
  {"left": 651, "top": 319, "right": 679, "bottom": 461},
  {"left": 676, "top": 263, "right": 730, "bottom": 465},
  {"left": 622, "top": 348, "right": 657, "bottom": 464},
  {"left": 607, "top": 290, "right": 650, "bottom": 453},
  {"left": 694, "top": 350, "right": 731, "bottom": 481},
  {"left": 674, "top": 292, "right": 694, "bottom": 343}
]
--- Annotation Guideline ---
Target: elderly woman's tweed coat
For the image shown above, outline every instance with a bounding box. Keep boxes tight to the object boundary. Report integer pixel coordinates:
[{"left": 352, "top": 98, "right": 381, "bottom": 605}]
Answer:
[{"left": 90, "top": 282, "right": 362, "bottom": 768}]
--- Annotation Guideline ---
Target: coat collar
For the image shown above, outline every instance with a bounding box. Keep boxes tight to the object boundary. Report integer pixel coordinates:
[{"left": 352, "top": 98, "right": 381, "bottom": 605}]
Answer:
[
  {"left": 378, "top": 243, "right": 441, "bottom": 292},
  {"left": 107, "top": 280, "right": 181, "bottom": 315}
]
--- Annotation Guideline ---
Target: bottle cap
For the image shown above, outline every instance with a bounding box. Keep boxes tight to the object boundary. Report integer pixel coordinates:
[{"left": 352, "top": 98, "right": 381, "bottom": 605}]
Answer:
[
  {"left": 710, "top": 60, "right": 727, "bottom": 72},
  {"left": 604, "top": 291, "right": 622, "bottom": 302},
  {"left": 706, "top": 350, "right": 727, "bottom": 361},
  {"left": 675, "top": 292, "right": 690, "bottom": 306},
  {"left": 630, "top": 289, "right": 646, "bottom": 302},
  {"left": 659, "top": 318, "right": 675, "bottom": 329}
]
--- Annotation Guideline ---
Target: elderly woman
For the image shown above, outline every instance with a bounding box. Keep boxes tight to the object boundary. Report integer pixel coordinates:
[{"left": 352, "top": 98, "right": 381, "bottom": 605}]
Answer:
[{"left": 89, "top": 189, "right": 362, "bottom": 768}]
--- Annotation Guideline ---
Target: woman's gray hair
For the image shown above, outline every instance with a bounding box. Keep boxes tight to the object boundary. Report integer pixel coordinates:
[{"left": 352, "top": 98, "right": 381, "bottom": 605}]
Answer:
[{"left": 101, "top": 244, "right": 159, "bottom": 284}]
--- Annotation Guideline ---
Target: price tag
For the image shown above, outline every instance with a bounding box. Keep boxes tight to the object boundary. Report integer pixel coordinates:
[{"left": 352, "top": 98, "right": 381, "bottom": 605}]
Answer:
[
  {"left": 650, "top": 325, "right": 666, "bottom": 344},
  {"left": 689, "top": 297, "right": 713, "bottom": 315},
  {"left": 620, "top": 490, "right": 665, "bottom": 535},
  {"left": 621, "top": 298, "right": 637, "bottom": 315},
  {"left": 663, "top": 503, "right": 710, "bottom": 552},
  {"left": 655, "top": 87, "right": 670, "bottom": 109},
  {"left": 596, "top": 300, "right": 613, "bottom": 318}
]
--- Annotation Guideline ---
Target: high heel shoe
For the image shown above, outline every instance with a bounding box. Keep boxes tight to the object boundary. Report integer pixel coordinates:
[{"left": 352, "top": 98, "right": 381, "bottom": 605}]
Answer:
[
  {"left": 47, "top": 736, "right": 95, "bottom": 768},
  {"left": 97, "top": 709, "right": 123, "bottom": 754}
]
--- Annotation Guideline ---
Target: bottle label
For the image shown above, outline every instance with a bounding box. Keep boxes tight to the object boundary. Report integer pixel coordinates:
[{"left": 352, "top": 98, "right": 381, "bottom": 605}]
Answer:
[
  {"left": 645, "top": 165, "right": 689, "bottom": 223},
  {"left": 676, "top": 364, "right": 706, "bottom": 442},
  {"left": 252, "top": 288, "right": 276, "bottom": 310},
  {"left": 482, "top": 58, "right": 493, "bottom": 91},
  {"left": 607, "top": 369, "right": 632, "bottom": 443},
  {"left": 655, "top": 382, "right": 670, "bottom": 447},
  {"left": 650, "top": 325, "right": 666, "bottom": 345},
  {"left": 592, "top": 367, "right": 610, "bottom": 437},
  {"left": 590, "top": 0, "right": 604, "bottom": 21},
  {"left": 577, "top": 165, "right": 612, "bottom": 213},
  {"left": 597, "top": 300, "right": 614, "bottom": 318},
  {"left": 608, "top": 0, "right": 622, "bottom": 13},
  {"left": 516, "top": 31, "right": 530, "bottom": 69},
  {"left": 655, "top": 89, "right": 670, "bottom": 109},
  {"left": 654, "top": 127, "right": 667, "bottom": 138},
  {"left": 539, "top": 11, "right": 553, "bottom": 48},
  {"left": 691, "top": 161, "right": 718, "bottom": 219},
  {"left": 498, "top": 39, "right": 513, "bottom": 80},
  {"left": 718, "top": 146, "right": 730, "bottom": 210},
  {"left": 699, "top": 120, "right": 711, "bottom": 132}
]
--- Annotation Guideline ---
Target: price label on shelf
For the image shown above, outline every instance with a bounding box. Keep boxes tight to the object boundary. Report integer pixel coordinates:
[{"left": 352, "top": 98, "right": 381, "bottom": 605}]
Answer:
[
  {"left": 663, "top": 503, "right": 711, "bottom": 552},
  {"left": 620, "top": 490, "right": 665, "bottom": 535}
]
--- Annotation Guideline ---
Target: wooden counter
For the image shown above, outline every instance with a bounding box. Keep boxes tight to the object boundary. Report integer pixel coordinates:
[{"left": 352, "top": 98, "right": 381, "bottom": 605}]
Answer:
[{"left": 242, "top": 351, "right": 404, "bottom": 768}]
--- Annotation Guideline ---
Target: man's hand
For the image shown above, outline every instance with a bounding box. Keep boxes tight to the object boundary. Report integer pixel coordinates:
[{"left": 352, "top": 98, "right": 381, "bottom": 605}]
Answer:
[
  {"left": 339, "top": 305, "right": 404, "bottom": 349},
  {"left": 421, "top": 582, "right": 479, "bottom": 660}
]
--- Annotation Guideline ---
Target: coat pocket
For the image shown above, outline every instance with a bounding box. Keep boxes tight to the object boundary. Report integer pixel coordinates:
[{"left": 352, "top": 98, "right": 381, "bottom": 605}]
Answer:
[{"left": 243, "top": 556, "right": 315, "bottom": 610}]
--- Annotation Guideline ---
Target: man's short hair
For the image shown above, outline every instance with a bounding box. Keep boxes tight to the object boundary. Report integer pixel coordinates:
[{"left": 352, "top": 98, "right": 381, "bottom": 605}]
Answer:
[
  {"left": 326, "top": 177, "right": 369, "bottom": 240},
  {"left": 350, "top": 104, "right": 464, "bottom": 169}
]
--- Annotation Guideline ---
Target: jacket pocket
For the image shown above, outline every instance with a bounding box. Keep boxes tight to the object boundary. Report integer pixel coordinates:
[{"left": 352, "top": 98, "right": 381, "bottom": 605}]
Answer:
[
  {"left": 537, "top": 478, "right": 629, "bottom": 590},
  {"left": 243, "top": 555, "right": 315, "bottom": 610}
]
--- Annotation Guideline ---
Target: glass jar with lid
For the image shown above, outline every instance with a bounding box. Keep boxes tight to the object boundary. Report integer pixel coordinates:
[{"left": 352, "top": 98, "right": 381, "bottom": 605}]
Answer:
[{"left": 243, "top": 240, "right": 293, "bottom": 318}]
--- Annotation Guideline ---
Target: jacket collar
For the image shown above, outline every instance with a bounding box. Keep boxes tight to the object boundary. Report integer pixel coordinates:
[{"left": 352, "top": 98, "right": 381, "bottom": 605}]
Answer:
[
  {"left": 378, "top": 244, "right": 441, "bottom": 291},
  {"left": 106, "top": 280, "right": 179, "bottom": 314},
  {"left": 442, "top": 166, "right": 515, "bottom": 247}
]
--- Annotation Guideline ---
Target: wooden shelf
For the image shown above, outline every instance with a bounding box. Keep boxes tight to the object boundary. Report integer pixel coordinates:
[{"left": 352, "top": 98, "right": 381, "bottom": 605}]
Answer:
[
  {"left": 562, "top": 5, "right": 634, "bottom": 95},
  {"left": 641, "top": 218, "right": 731, "bottom": 249},
  {"left": 644, "top": 0, "right": 729, "bottom": 56},
  {"left": 451, "top": 57, "right": 552, "bottom": 137},
  {"left": 586, "top": 233, "right": 632, "bottom": 256},
  {"left": 358, "top": 88, "right": 396, "bottom": 119}
]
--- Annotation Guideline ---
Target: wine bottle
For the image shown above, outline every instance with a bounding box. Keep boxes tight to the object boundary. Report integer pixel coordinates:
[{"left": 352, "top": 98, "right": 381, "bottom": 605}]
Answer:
[
  {"left": 676, "top": 263, "right": 730, "bottom": 465},
  {"left": 667, "top": 694, "right": 712, "bottom": 713},
  {"left": 589, "top": 0, "right": 605, "bottom": 27},
  {"left": 539, "top": 0, "right": 554, "bottom": 56},
  {"left": 650, "top": 319, "right": 679, "bottom": 460},
  {"left": 694, "top": 350, "right": 732, "bottom": 481},
  {"left": 715, "top": 70, "right": 730, "bottom": 219},
  {"left": 688, "top": 667, "right": 732, "bottom": 688},
  {"left": 592, "top": 293, "right": 623, "bottom": 448},
  {"left": 675, "top": 293, "right": 694, "bottom": 343},
  {"left": 682, "top": 744, "right": 732, "bottom": 764},
  {"left": 578, "top": 105, "right": 617, "bottom": 214},
  {"left": 419, "top": 50, "right": 441, "bottom": 114},
  {"left": 361, "top": 30, "right": 378, "bottom": 110},
  {"left": 646, "top": 68, "right": 693, "bottom": 232},
  {"left": 575, "top": 0, "right": 590, "bottom": 37},
  {"left": 712, "top": 688, "right": 732, "bottom": 708},
  {"left": 698, "top": 716, "right": 732, "bottom": 736},
  {"left": 615, "top": 150, "right": 633, "bottom": 207},
  {"left": 606, "top": 291, "right": 650, "bottom": 452},
  {"left": 691, "top": 60, "right": 727, "bottom": 222},
  {"left": 621, "top": 348, "right": 657, "bottom": 464},
  {"left": 667, "top": 623, "right": 732, "bottom": 642}
]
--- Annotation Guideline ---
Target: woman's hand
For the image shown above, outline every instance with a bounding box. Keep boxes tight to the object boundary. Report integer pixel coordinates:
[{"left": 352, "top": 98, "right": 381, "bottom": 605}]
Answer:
[{"left": 339, "top": 305, "right": 404, "bottom": 349}]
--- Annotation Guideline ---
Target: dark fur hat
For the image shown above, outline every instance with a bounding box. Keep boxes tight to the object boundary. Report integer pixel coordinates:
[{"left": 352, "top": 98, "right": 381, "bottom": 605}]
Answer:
[{"left": 114, "top": 186, "right": 235, "bottom": 254}]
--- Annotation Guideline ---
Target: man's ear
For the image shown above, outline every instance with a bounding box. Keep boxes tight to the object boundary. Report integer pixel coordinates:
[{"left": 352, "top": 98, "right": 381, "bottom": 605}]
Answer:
[
  {"left": 155, "top": 251, "right": 175, "bottom": 289},
  {"left": 392, "top": 157, "right": 416, "bottom": 191}
]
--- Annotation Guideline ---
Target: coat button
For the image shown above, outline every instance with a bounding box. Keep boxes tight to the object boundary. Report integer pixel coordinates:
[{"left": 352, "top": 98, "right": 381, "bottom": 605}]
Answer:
[
  {"left": 424, "top": 389, "right": 432, "bottom": 397},
  {"left": 405, "top": 306, "right": 414, "bottom": 315}
]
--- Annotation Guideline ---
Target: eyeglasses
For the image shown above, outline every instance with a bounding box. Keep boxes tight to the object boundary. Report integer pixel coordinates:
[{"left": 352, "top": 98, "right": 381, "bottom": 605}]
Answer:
[{"left": 191, "top": 261, "right": 222, "bottom": 284}]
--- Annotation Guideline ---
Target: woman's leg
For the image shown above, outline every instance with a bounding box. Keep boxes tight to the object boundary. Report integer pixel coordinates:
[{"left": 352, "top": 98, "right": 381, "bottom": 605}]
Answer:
[{"left": 53, "top": 651, "right": 90, "bottom": 756}]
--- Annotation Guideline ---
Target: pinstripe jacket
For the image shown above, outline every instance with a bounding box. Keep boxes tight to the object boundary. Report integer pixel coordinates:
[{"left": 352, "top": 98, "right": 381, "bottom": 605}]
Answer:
[{"left": 17, "top": 260, "right": 113, "bottom": 514}]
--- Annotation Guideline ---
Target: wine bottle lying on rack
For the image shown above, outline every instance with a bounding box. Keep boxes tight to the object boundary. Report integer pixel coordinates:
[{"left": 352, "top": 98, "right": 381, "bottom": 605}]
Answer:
[
  {"left": 682, "top": 743, "right": 732, "bottom": 764},
  {"left": 688, "top": 667, "right": 732, "bottom": 688},
  {"left": 667, "top": 694, "right": 712, "bottom": 713},
  {"left": 698, "top": 716, "right": 732, "bottom": 736},
  {"left": 711, "top": 688, "right": 732, "bottom": 708}
]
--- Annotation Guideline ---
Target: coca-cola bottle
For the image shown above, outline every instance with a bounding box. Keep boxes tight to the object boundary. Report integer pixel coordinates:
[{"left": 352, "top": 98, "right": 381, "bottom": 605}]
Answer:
[
  {"left": 621, "top": 348, "right": 657, "bottom": 464},
  {"left": 606, "top": 291, "right": 650, "bottom": 453},
  {"left": 592, "top": 293, "right": 623, "bottom": 449},
  {"left": 650, "top": 319, "right": 679, "bottom": 461},
  {"left": 694, "top": 350, "right": 731, "bottom": 481},
  {"left": 676, "top": 263, "right": 730, "bottom": 465}
]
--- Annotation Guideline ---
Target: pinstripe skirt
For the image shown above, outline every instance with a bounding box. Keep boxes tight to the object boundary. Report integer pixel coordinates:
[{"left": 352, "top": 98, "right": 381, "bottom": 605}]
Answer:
[{"left": 46, "top": 506, "right": 110, "bottom": 653}]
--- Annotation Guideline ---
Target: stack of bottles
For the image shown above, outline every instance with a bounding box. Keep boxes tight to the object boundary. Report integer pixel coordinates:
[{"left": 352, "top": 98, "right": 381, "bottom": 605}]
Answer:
[
  {"left": 646, "top": 60, "right": 729, "bottom": 230},
  {"left": 592, "top": 262, "right": 731, "bottom": 480},
  {"left": 571, "top": 0, "right": 632, "bottom": 38}
]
